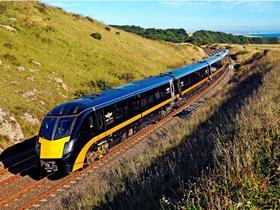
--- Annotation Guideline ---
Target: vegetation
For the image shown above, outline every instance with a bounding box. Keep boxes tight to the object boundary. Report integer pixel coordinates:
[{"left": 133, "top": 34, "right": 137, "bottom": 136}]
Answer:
[
  {"left": 90, "top": 32, "right": 102, "bottom": 40},
  {"left": 49, "top": 49, "right": 279, "bottom": 209},
  {"left": 189, "top": 30, "right": 280, "bottom": 45},
  {"left": 0, "top": 2, "right": 205, "bottom": 147},
  {"left": 111, "top": 25, "right": 280, "bottom": 46},
  {"left": 111, "top": 25, "right": 189, "bottom": 43}
]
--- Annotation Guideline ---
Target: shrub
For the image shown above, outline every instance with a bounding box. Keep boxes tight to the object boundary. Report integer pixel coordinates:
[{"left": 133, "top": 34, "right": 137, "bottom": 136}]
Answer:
[
  {"left": 237, "top": 50, "right": 249, "bottom": 55},
  {"left": 105, "top": 27, "right": 111, "bottom": 31},
  {"left": 72, "top": 13, "right": 82, "bottom": 20},
  {"left": 115, "top": 31, "right": 120, "bottom": 35},
  {"left": 45, "top": 25, "right": 55, "bottom": 32},
  {"left": 0, "top": 2, "right": 7, "bottom": 14},
  {"left": 118, "top": 72, "right": 135, "bottom": 82},
  {"left": 86, "top": 16, "right": 95, "bottom": 23},
  {"left": 35, "top": 3, "right": 48, "bottom": 14},
  {"left": 91, "top": 32, "right": 102, "bottom": 40},
  {"left": 3, "top": 43, "right": 14, "bottom": 49},
  {"left": 2, "top": 53, "right": 20, "bottom": 66},
  {"left": 88, "top": 79, "right": 112, "bottom": 90}
]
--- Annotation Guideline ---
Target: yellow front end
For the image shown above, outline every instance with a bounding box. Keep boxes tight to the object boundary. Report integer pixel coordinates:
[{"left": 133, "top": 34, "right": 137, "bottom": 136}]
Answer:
[{"left": 39, "top": 136, "right": 70, "bottom": 159}]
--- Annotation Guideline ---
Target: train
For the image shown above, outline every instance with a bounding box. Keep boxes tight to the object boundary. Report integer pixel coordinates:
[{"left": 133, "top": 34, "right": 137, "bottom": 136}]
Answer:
[{"left": 35, "top": 49, "right": 230, "bottom": 174}]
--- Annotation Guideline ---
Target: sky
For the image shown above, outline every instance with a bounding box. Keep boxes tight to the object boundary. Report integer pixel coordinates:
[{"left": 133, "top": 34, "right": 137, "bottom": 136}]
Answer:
[{"left": 42, "top": 1, "right": 280, "bottom": 34}]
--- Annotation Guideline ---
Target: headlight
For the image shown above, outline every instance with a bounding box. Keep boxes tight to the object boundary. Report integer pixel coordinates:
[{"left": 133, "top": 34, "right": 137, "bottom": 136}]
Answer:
[
  {"left": 35, "top": 141, "right": 41, "bottom": 155},
  {"left": 63, "top": 140, "right": 74, "bottom": 155}
]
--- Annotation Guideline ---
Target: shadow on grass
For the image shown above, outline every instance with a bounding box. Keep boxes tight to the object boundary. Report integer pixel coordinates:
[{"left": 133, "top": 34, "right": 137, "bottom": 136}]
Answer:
[
  {"left": 0, "top": 136, "right": 39, "bottom": 180},
  {"left": 97, "top": 68, "right": 267, "bottom": 210}
]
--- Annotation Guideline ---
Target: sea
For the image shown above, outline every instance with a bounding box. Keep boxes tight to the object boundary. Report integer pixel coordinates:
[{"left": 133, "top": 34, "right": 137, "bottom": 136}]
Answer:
[{"left": 246, "top": 33, "right": 280, "bottom": 38}]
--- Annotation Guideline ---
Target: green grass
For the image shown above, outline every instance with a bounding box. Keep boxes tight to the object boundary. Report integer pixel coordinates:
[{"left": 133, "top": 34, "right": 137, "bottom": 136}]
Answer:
[{"left": 0, "top": 2, "right": 205, "bottom": 144}]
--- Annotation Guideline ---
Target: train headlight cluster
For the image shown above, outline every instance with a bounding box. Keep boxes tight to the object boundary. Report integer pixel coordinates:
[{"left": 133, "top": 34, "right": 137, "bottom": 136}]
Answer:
[{"left": 63, "top": 140, "right": 75, "bottom": 156}]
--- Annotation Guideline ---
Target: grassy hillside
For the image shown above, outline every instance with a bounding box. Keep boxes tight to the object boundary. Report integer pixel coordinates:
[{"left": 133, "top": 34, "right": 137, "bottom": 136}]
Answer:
[{"left": 0, "top": 2, "right": 205, "bottom": 146}]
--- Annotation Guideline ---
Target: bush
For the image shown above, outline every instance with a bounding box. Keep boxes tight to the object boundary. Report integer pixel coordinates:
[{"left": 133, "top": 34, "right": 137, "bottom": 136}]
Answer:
[
  {"left": 86, "top": 16, "right": 95, "bottom": 23},
  {"left": 105, "top": 27, "right": 111, "bottom": 31},
  {"left": 3, "top": 43, "right": 14, "bottom": 49},
  {"left": 117, "top": 72, "right": 135, "bottom": 82},
  {"left": 0, "top": 3, "right": 7, "bottom": 14},
  {"left": 35, "top": 3, "right": 48, "bottom": 14},
  {"left": 91, "top": 32, "right": 102, "bottom": 40},
  {"left": 88, "top": 79, "right": 112, "bottom": 90},
  {"left": 72, "top": 13, "right": 82, "bottom": 20},
  {"left": 237, "top": 50, "right": 249, "bottom": 55},
  {"left": 2, "top": 53, "right": 20, "bottom": 66},
  {"left": 115, "top": 31, "right": 120, "bottom": 35}
]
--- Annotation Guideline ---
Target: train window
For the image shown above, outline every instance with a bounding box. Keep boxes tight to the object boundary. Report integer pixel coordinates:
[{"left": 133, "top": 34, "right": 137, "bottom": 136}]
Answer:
[
  {"left": 132, "top": 97, "right": 141, "bottom": 112},
  {"left": 147, "top": 94, "right": 155, "bottom": 104},
  {"left": 114, "top": 103, "right": 123, "bottom": 120},
  {"left": 123, "top": 102, "right": 129, "bottom": 115},
  {"left": 155, "top": 91, "right": 160, "bottom": 100},
  {"left": 141, "top": 97, "right": 147, "bottom": 107}
]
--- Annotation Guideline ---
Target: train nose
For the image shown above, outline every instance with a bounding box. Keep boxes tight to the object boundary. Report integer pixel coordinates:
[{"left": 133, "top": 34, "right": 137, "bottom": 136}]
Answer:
[{"left": 39, "top": 136, "right": 70, "bottom": 159}]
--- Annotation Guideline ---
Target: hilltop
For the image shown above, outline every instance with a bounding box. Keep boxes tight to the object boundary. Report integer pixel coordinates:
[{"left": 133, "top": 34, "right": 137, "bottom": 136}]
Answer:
[
  {"left": 111, "top": 25, "right": 280, "bottom": 45},
  {"left": 0, "top": 2, "right": 206, "bottom": 149}
]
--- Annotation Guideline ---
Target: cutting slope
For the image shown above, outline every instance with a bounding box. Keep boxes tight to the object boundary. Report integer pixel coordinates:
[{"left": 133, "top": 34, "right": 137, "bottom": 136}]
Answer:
[{"left": 0, "top": 2, "right": 205, "bottom": 146}]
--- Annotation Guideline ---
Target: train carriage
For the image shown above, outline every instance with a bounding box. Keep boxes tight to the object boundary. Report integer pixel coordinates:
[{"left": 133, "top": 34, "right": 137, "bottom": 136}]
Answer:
[{"left": 35, "top": 49, "right": 229, "bottom": 174}]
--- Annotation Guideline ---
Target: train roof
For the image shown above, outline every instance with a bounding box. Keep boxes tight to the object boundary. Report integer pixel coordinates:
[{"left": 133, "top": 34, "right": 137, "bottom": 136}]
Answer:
[{"left": 46, "top": 49, "right": 229, "bottom": 117}]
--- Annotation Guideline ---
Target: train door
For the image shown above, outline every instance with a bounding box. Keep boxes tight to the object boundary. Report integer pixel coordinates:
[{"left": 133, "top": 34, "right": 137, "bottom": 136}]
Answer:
[
  {"left": 169, "top": 80, "right": 176, "bottom": 101},
  {"left": 94, "top": 109, "right": 105, "bottom": 134},
  {"left": 176, "top": 78, "right": 182, "bottom": 95}
]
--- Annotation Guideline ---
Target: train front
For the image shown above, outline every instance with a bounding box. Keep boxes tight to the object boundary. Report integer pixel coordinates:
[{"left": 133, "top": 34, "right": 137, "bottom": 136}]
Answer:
[{"left": 35, "top": 103, "right": 81, "bottom": 174}]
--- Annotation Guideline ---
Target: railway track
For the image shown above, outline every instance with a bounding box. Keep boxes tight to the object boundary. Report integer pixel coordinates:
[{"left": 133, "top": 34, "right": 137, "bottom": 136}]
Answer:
[
  {"left": 0, "top": 50, "right": 230, "bottom": 209},
  {"left": 204, "top": 47, "right": 220, "bottom": 56}
]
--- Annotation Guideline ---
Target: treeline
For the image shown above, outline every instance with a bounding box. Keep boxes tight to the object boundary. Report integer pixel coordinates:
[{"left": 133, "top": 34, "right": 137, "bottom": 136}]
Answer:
[
  {"left": 110, "top": 25, "right": 189, "bottom": 43},
  {"left": 189, "top": 30, "right": 280, "bottom": 45},
  {"left": 110, "top": 25, "right": 280, "bottom": 45}
]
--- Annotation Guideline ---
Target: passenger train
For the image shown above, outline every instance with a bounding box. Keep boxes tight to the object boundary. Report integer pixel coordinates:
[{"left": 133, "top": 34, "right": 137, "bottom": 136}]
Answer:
[{"left": 35, "top": 49, "right": 230, "bottom": 174}]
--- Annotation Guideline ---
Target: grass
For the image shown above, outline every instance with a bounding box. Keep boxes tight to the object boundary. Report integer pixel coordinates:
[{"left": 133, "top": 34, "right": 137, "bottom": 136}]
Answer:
[
  {"left": 212, "top": 43, "right": 280, "bottom": 62},
  {"left": 167, "top": 50, "right": 280, "bottom": 209},
  {"left": 49, "top": 49, "right": 280, "bottom": 209},
  {"left": 0, "top": 2, "right": 205, "bottom": 145}
]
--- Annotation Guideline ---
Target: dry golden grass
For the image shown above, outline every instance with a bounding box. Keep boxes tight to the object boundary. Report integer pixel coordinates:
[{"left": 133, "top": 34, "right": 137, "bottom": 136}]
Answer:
[{"left": 0, "top": 2, "right": 205, "bottom": 145}]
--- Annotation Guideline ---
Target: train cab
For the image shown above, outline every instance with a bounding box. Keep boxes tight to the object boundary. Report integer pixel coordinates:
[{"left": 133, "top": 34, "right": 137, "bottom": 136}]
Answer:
[{"left": 35, "top": 102, "right": 86, "bottom": 174}]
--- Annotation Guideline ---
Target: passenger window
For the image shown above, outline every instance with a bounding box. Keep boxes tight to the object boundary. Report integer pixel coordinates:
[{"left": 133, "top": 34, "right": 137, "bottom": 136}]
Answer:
[
  {"left": 147, "top": 94, "right": 154, "bottom": 104},
  {"left": 155, "top": 91, "right": 160, "bottom": 100},
  {"left": 114, "top": 103, "right": 123, "bottom": 120},
  {"left": 123, "top": 102, "right": 129, "bottom": 115},
  {"left": 141, "top": 97, "right": 147, "bottom": 107}
]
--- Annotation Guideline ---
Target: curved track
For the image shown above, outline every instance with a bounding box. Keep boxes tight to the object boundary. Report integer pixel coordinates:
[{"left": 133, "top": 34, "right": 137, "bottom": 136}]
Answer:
[{"left": 0, "top": 50, "right": 230, "bottom": 209}]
